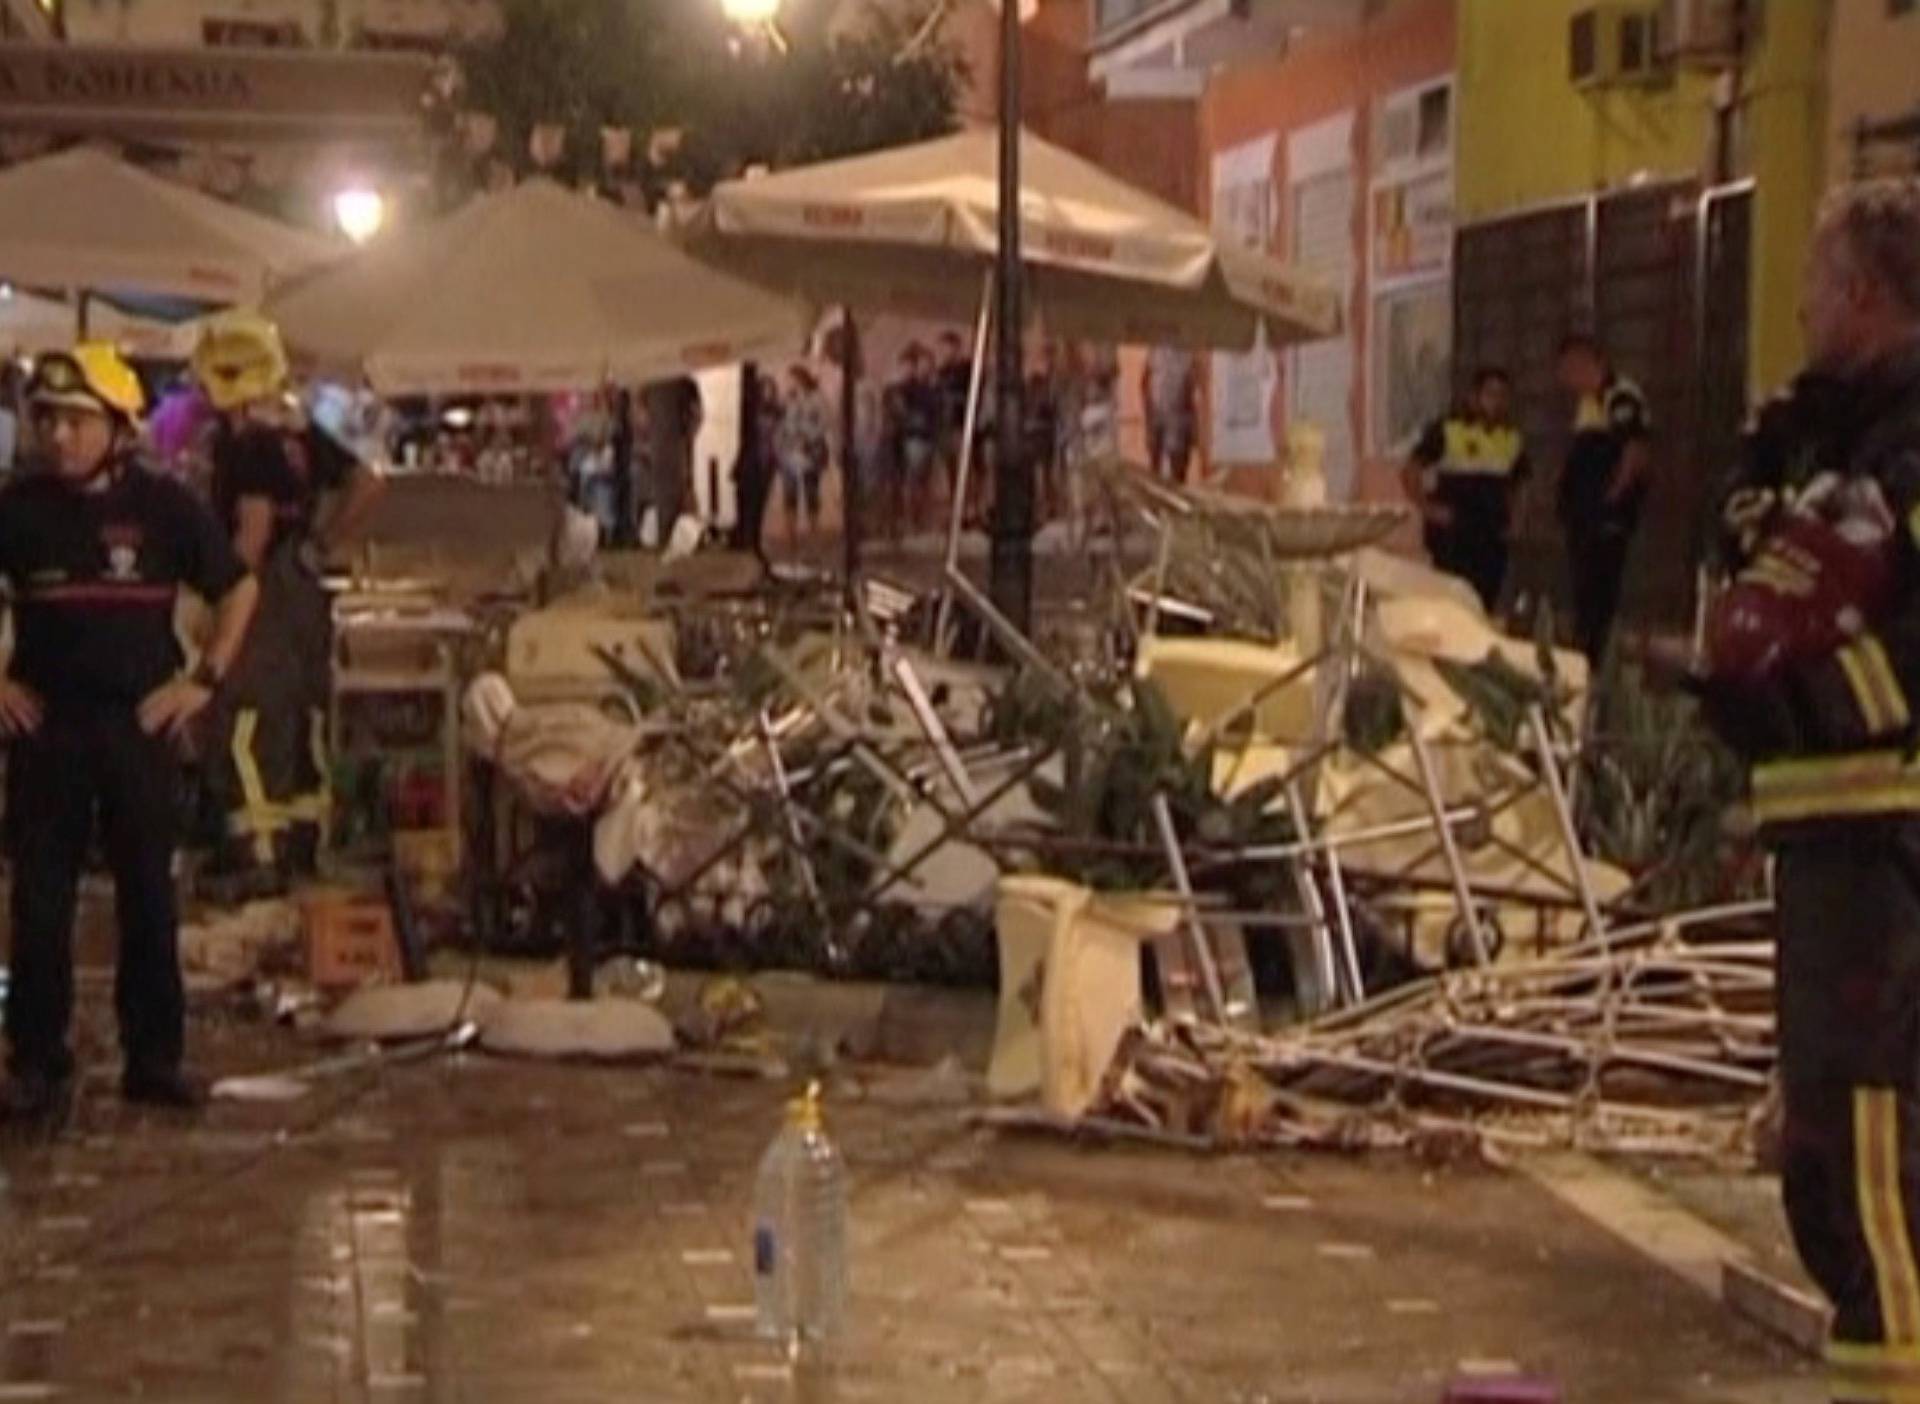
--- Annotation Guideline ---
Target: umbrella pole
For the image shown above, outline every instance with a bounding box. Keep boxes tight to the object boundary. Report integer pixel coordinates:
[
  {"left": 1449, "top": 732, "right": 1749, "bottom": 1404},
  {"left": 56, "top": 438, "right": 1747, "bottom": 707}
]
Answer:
[
  {"left": 934, "top": 270, "right": 995, "bottom": 655},
  {"left": 841, "top": 308, "right": 862, "bottom": 607},
  {"left": 988, "top": 0, "right": 1032, "bottom": 640}
]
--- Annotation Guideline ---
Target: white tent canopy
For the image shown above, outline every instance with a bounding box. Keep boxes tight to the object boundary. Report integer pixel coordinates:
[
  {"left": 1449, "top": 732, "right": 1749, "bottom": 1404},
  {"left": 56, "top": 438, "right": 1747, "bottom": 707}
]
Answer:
[
  {"left": 693, "top": 126, "right": 1340, "bottom": 350},
  {"left": 0, "top": 147, "right": 339, "bottom": 304},
  {"left": 265, "top": 179, "right": 808, "bottom": 396}
]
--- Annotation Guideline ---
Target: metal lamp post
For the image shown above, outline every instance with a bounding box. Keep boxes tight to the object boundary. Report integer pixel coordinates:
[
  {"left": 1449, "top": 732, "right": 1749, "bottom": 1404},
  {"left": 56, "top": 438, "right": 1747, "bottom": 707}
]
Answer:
[{"left": 988, "top": 0, "right": 1032, "bottom": 637}]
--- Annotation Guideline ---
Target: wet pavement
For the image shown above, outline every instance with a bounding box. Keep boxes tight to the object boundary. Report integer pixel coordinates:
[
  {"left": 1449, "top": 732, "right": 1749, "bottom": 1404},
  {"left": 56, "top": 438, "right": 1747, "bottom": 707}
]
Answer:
[{"left": 0, "top": 999, "right": 1823, "bottom": 1404}]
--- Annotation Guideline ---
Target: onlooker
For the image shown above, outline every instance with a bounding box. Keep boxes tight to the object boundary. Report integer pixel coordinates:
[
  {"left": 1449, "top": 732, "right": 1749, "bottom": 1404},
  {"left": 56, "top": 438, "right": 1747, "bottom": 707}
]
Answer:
[
  {"left": 1401, "top": 366, "right": 1531, "bottom": 613},
  {"left": 1070, "top": 362, "right": 1119, "bottom": 546},
  {"left": 609, "top": 386, "right": 636, "bottom": 547},
  {"left": 776, "top": 363, "right": 832, "bottom": 547},
  {"left": 643, "top": 374, "right": 703, "bottom": 545},
  {"left": 730, "top": 367, "right": 779, "bottom": 557},
  {"left": 886, "top": 344, "right": 939, "bottom": 538},
  {"left": 1555, "top": 333, "right": 1652, "bottom": 664},
  {"left": 1143, "top": 344, "right": 1199, "bottom": 483},
  {"left": 935, "top": 330, "right": 975, "bottom": 520},
  {"left": 1023, "top": 342, "right": 1062, "bottom": 521}
]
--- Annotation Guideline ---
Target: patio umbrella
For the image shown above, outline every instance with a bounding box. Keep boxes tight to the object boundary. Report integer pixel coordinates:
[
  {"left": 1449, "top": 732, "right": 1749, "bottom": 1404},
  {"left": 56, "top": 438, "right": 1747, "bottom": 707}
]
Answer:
[
  {"left": 0, "top": 147, "right": 338, "bottom": 304},
  {"left": 264, "top": 179, "right": 807, "bottom": 396},
  {"left": 688, "top": 126, "right": 1341, "bottom": 350}
]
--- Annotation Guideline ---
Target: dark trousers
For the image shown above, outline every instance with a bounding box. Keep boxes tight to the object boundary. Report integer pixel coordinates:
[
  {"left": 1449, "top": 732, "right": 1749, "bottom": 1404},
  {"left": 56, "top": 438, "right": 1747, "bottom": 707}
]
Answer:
[
  {"left": 205, "top": 547, "right": 331, "bottom": 870},
  {"left": 1566, "top": 521, "right": 1634, "bottom": 664},
  {"left": 1428, "top": 526, "right": 1508, "bottom": 614},
  {"left": 1775, "top": 821, "right": 1920, "bottom": 1402},
  {"left": 6, "top": 706, "right": 184, "bottom": 1081}
]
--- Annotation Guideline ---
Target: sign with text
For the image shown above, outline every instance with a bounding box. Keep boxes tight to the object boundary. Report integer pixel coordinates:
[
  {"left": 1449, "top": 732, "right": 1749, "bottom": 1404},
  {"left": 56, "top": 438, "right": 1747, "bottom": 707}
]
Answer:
[{"left": 0, "top": 42, "right": 434, "bottom": 141}]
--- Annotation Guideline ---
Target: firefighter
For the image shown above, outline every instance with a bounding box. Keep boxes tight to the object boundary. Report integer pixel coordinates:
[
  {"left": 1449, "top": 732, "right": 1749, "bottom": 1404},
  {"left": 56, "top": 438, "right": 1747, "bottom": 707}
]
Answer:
[
  {"left": 1697, "top": 179, "right": 1920, "bottom": 1404},
  {"left": 1401, "top": 366, "right": 1531, "bottom": 613},
  {"left": 1556, "top": 333, "right": 1654, "bottom": 664},
  {"left": 0, "top": 344, "right": 258, "bottom": 1117},
  {"left": 192, "top": 313, "right": 385, "bottom": 892}
]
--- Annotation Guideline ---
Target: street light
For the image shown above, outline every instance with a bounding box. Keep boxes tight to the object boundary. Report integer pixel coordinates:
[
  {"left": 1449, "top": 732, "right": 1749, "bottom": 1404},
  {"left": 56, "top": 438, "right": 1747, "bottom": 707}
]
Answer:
[{"left": 332, "top": 187, "right": 386, "bottom": 245}]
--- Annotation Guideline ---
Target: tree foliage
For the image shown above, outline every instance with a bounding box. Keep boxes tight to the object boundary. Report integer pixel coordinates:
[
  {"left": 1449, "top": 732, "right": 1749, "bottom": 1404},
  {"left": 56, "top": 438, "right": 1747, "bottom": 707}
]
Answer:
[{"left": 448, "top": 0, "right": 967, "bottom": 204}]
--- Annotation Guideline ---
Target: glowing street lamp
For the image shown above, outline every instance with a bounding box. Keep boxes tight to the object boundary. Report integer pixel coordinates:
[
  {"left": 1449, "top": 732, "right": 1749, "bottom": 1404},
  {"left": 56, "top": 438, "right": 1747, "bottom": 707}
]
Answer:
[{"left": 332, "top": 187, "right": 387, "bottom": 245}]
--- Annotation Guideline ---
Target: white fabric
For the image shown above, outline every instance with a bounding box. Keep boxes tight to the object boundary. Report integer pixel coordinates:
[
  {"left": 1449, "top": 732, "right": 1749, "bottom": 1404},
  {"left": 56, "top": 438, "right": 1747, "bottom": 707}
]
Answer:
[
  {"left": 0, "top": 148, "right": 337, "bottom": 302},
  {"left": 265, "top": 179, "right": 806, "bottom": 395},
  {"left": 323, "top": 979, "right": 504, "bottom": 1042},
  {"left": 478, "top": 996, "right": 675, "bottom": 1060},
  {"left": 693, "top": 128, "right": 1339, "bottom": 351}
]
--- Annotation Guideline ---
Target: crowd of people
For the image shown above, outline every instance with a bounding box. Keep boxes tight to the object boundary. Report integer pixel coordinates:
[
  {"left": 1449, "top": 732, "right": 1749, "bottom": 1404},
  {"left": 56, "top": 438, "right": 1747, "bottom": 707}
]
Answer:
[{"left": 719, "top": 332, "right": 1184, "bottom": 559}]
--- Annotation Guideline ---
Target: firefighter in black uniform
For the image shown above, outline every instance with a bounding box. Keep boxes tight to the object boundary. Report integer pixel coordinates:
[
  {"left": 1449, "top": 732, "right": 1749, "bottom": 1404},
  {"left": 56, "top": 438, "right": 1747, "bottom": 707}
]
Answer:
[
  {"left": 1401, "top": 366, "right": 1530, "bottom": 613},
  {"left": 1697, "top": 179, "right": 1920, "bottom": 1404},
  {"left": 192, "top": 313, "right": 384, "bottom": 889},
  {"left": 0, "top": 344, "right": 258, "bottom": 1118},
  {"left": 1556, "top": 333, "right": 1654, "bottom": 664}
]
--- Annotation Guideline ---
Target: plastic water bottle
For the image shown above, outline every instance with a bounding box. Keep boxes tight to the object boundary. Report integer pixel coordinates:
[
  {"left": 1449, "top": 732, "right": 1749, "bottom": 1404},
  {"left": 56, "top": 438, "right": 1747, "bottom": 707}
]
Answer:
[{"left": 751, "top": 1082, "right": 847, "bottom": 1352}]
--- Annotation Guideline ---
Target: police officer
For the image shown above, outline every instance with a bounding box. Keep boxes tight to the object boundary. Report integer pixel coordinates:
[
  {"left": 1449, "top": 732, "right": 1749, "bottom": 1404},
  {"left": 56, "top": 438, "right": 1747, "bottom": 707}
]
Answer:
[
  {"left": 1555, "top": 333, "right": 1653, "bottom": 664},
  {"left": 1698, "top": 179, "right": 1920, "bottom": 1404},
  {"left": 1401, "top": 366, "right": 1530, "bottom": 612},
  {"left": 192, "top": 313, "right": 384, "bottom": 890},
  {"left": 0, "top": 344, "right": 258, "bottom": 1117}
]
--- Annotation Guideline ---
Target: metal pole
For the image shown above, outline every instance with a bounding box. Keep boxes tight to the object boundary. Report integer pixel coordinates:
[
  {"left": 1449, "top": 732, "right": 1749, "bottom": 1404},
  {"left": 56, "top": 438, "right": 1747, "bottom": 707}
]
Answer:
[
  {"left": 1527, "top": 704, "right": 1609, "bottom": 952},
  {"left": 934, "top": 273, "right": 995, "bottom": 653},
  {"left": 988, "top": 0, "right": 1032, "bottom": 638},
  {"left": 1408, "top": 725, "right": 1492, "bottom": 967},
  {"left": 840, "top": 308, "right": 862, "bottom": 606}
]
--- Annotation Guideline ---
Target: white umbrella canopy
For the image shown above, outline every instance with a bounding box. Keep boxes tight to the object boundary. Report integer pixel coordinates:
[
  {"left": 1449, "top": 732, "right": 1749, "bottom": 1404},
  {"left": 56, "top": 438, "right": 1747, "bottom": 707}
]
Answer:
[
  {"left": 694, "top": 126, "right": 1341, "bottom": 350},
  {"left": 0, "top": 148, "right": 339, "bottom": 303},
  {"left": 264, "top": 179, "right": 809, "bottom": 396}
]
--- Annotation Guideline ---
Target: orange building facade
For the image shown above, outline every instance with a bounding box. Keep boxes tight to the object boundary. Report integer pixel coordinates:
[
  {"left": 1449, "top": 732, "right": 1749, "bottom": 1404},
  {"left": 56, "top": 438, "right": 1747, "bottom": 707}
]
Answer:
[{"left": 1194, "top": 0, "right": 1454, "bottom": 505}]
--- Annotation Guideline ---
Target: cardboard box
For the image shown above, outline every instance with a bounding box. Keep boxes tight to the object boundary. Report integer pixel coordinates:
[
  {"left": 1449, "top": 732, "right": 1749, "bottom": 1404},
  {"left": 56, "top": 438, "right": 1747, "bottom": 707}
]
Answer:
[{"left": 301, "top": 890, "right": 401, "bottom": 990}]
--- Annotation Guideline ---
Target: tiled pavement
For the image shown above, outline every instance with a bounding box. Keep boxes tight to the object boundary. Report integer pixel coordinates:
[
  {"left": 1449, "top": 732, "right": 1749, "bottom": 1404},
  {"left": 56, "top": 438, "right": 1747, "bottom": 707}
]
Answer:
[{"left": 0, "top": 1041, "right": 1823, "bottom": 1403}]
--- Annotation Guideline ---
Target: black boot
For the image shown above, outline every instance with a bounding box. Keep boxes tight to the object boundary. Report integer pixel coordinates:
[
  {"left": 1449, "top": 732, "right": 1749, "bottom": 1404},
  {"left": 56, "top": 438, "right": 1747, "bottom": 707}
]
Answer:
[{"left": 122, "top": 1067, "right": 206, "bottom": 1110}]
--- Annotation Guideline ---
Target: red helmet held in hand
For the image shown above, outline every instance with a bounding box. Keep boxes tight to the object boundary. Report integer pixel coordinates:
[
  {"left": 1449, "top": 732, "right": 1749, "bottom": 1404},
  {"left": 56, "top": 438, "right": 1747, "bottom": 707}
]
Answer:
[{"left": 1707, "top": 475, "right": 1899, "bottom": 685}]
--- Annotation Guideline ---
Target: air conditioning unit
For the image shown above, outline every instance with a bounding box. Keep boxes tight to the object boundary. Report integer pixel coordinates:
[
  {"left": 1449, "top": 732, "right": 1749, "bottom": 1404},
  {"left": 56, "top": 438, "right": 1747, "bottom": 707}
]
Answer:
[
  {"left": 1659, "top": 0, "right": 1751, "bottom": 68},
  {"left": 1570, "top": 5, "right": 1667, "bottom": 90}
]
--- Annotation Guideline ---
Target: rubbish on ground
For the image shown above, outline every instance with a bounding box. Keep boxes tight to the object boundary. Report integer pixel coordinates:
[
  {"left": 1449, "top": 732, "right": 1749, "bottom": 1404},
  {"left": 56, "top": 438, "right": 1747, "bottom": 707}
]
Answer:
[
  {"left": 322, "top": 978, "right": 503, "bottom": 1042},
  {"left": 300, "top": 889, "right": 405, "bottom": 990},
  {"left": 678, "top": 976, "right": 771, "bottom": 1054},
  {"left": 477, "top": 995, "right": 676, "bottom": 1060},
  {"left": 211, "top": 1073, "right": 313, "bottom": 1103},
  {"left": 179, "top": 899, "right": 303, "bottom": 984},
  {"left": 752, "top": 1083, "right": 848, "bottom": 1349},
  {"left": 594, "top": 956, "right": 668, "bottom": 1003}
]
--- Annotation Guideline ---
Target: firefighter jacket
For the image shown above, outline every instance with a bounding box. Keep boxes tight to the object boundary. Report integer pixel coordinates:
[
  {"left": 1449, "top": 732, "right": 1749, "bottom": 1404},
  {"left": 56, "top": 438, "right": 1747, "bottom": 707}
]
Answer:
[{"left": 1710, "top": 340, "right": 1920, "bottom": 831}]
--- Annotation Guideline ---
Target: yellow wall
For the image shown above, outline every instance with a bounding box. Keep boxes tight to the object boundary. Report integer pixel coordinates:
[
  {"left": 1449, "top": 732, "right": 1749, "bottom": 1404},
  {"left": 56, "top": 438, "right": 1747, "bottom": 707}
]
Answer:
[
  {"left": 1827, "top": 0, "right": 1920, "bottom": 181},
  {"left": 1455, "top": 0, "right": 1829, "bottom": 391}
]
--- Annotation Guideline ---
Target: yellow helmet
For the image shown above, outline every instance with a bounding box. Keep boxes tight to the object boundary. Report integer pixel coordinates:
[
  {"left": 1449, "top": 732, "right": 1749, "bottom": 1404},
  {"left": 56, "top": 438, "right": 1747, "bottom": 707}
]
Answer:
[
  {"left": 28, "top": 342, "right": 146, "bottom": 423},
  {"left": 192, "top": 310, "right": 289, "bottom": 411}
]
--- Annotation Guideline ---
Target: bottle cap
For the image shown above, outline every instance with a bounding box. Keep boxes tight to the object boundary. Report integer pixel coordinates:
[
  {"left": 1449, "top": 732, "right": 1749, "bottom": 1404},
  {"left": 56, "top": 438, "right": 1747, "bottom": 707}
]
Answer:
[{"left": 785, "top": 1079, "right": 824, "bottom": 1132}]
